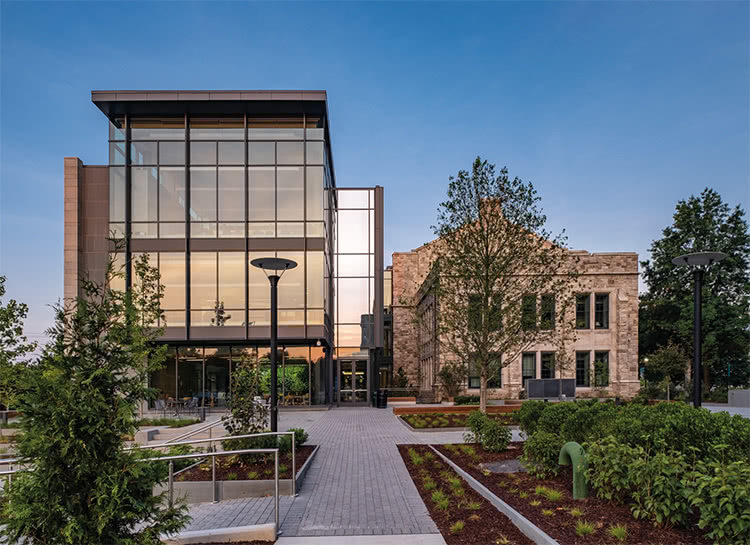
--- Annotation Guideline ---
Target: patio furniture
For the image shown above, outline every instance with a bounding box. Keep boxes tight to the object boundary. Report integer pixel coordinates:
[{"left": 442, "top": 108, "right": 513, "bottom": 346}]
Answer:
[{"left": 155, "top": 398, "right": 167, "bottom": 417}]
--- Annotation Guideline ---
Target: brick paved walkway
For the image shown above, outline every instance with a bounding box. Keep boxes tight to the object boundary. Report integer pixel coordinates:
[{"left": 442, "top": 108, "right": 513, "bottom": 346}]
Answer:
[{"left": 185, "top": 406, "right": 524, "bottom": 536}]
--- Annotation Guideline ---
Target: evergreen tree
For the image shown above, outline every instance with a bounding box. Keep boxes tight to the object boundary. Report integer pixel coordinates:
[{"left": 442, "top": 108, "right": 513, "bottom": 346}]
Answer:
[
  {"left": 1, "top": 255, "right": 190, "bottom": 544},
  {"left": 639, "top": 188, "right": 750, "bottom": 389},
  {"left": 0, "top": 276, "right": 36, "bottom": 418}
]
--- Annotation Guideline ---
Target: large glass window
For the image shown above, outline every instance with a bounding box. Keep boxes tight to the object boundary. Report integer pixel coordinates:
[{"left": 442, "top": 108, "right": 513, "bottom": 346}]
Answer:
[
  {"left": 130, "top": 117, "right": 184, "bottom": 140},
  {"left": 151, "top": 349, "right": 177, "bottom": 402},
  {"left": 541, "top": 352, "right": 555, "bottom": 379},
  {"left": 277, "top": 252, "right": 305, "bottom": 310},
  {"left": 337, "top": 278, "right": 369, "bottom": 323},
  {"left": 160, "top": 252, "right": 186, "bottom": 314},
  {"left": 190, "top": 252, "right": 244, "bottom": 326},
  {"left": 205, "top": 348, "right": 230, "bottom": 408},
  {"left": 247, "top": 116, "right": 303, "bottom": 140},
  {"left": 191, "top": 252, "right": 217, "bottom": 323},
  {"left": 159, "top": 142, "right": 185, "bottom": 165},
  {"left": 522, "top": 353, "right": 536, "bottom": 387},
  {"left": 159, "top": 167, "right": 186, "bottom": 222},
  {"left": 306, "top": 167, "right": 324, "bottom": 222},
  {"left": 130, "top": 141, "right": 158, "bottom": 165},
  {"left": 337, "top": 210, "right": 369, "bottom": 253},
  {"left": 131, "top": 167, "right": 158, "bottom": 222},
  {"left": 178, "top": 347, "right": 203, "bottom": 403},
  {"left": 540, "top": 294, "right": 555, "bottom": 330},
  {"left": 218, "top": 252, "right": 245, "bottom": 311},
  {"left": 521, "top": 294, "right": 537, "bottom": 331},
  {"left": 109, "top": 167, "right": 126, "bottom": 223},
  {"left": 248, "top": 252, "right": 271, "bottom": 310},
  {"left": 190, "top": 118, "right": 244, "bottom": 140},
  {"left": 307, "top": 251, "right": 324, "bottom": 308},
  {"left": 276, "top": 167, "right": 303, "bottom": 220},
  {"left": 277, "top": 142, "right": 304, "bottom": 165},
  {"left": 248, "top": 167, "right": 275, "bottom": 222},
  {"left": 594, "top": 351, "right": 609, "bottom": 387},
  {"left": 190, "top": 167, "right": 217, "bottom": 237},
  {"left": 249, "top": 142, "right": 274, "bottom": 165},
  {"left": 218, "top": 167, "right": 244, "bottom": 222}
]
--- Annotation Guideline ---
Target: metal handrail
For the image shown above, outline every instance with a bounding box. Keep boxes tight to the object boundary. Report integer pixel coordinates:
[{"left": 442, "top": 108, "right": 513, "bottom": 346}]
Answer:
[
  {"left": 161, "top": 415, "right": 228, "bottom": 446},
  {"left": 130, "top": 430, "right": 297, "bottom": 496},
  {"left": 1, "top": 447, "right": 282, "bottom": 532}
]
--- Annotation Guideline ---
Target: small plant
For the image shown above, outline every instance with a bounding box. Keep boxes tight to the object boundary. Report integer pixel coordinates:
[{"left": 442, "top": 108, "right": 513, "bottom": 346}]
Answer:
[
  {"left": 447, "top": 476, "right": 463, "bottom": 490},
  {"left": 423, "top": 478, "right": 437, "bottom": 491},
  {"left": 607, "top": 523, "right": 628, "bottom": 542},
  {"left": 482, "top": 469, "right": 491, "bottom": 476},
  {"left": 452, "top": 487, "right": 465, "bottom": 498},
  {"left": 575, "top": 520, "right": 595, "bottom": 536},
  {"left": 263, "top": 468, "right": 273, "bottom": 476},
  {"left": 435, "top": 497, "right": 451, "bottom": 510},
  {"left": 468, "top": 513, "right": 480, "bottom": 522},
  {"left": 496, "top": 536, "right": 510, "bottom": 545},
  {"left": 423, "top": 452, "right": 434, "bottom": 461},
  {"left": 247, "top": 471, "right": 259, "bottom": 479},
  {"left": 450, "top": 520, "right": 465, "bottom": 534},
  {"left": 226, "top": 472, "right": 238, "bottom": 481},
  {"left": 518, "top": 491, "right": 528, "bottom": 499},
  {"left": 530, "top": 500, "right": 541, "bottom": 506},
  {"left": 534, "top": 485, "right": 562, "bottom": 502},
  {"left": 541, "top": 509, "right": 555, "bottom": 516},
  {"left": 466, "top": 500, "right": 481, "bottom": 510},
  {"left": 568, "top": 507, "right": 583, "bottom": 518},
  {"left": 431, "top": 489, "right": 450, "bottom": 511},
  {"left": 408, "top": 448, "right": 424, "bottom": 466},
  {"left": 508, "top": 487, "right": 519, "bottom": 494}
]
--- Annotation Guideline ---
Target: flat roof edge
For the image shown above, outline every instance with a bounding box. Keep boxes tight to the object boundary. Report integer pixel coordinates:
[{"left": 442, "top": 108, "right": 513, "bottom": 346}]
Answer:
[{"left": 91, "top": 90, "right": 328, "bottom": 103}]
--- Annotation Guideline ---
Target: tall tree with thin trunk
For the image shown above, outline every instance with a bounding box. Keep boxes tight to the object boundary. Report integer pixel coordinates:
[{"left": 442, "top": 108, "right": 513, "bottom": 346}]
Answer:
[{"left": 432, "top": 157, "right": 578, "bottom": 411}]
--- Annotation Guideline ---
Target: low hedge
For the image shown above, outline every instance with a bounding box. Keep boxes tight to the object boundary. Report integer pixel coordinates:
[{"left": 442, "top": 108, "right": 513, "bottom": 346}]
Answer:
[{"left": 453, "top": 395, "right": 480, "bottom": 405}]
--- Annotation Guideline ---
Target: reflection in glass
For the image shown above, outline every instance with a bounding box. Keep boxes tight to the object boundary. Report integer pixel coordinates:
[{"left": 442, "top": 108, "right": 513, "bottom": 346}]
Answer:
[
  {"left": 248, "top": 310, "right": 270, "bottom": 326},
  {"left": 277, "top": 223, "right": 304, "bottom": 237},
  {"left": 248, "top": 167, "right": 275, "bottom": 221},
  {"left": 109, "top": 142, "right": 126, "bottom": 165},
  {"left": 190, "top": 167, "right": 217, "bottom": 221},
  {"left": 190, "top": 118, "right": 244, "bottom": 140},
  {"left": 205, "top": 348, "right": 230, "bottom": 408},
  {"left": 131, "top": 167, "right": 158, "bottom": 221},
  {"left": 337, "top": 190, "right": 369, "bottom": 209},
  {"left": 160, "top": 252, "right": 186, "bottom": 310},
  {"left": 219, "top": 223, "right": 245, "bottom": 238},
  {"left": 306, "top": 141, "right": 324, "bottom": 165},
  {"left": 218, "top": 142, "right": 244, "bottom": 165},
  {"left": 130, "top": 118, "right": 184, "bottom": 140},
  {"left": 338, "top": 325, "right": 362, "bottom": 347},
  {"left": 277, "top": 167, "right": 303, "bottom": 220},
  {"left": 279, "top": 309, "right": 305, "bottom": 325},
  {"left": 307, "top": 251, "right": 324, "bottom": 307},
  {"left": 307, "top": 309, "right": 324, "bottom": 325},
  {"left": 130, "top": 141, "right": 158, "bottom": 165},
  {"left": 109, "top": 167, "right": 126, "bottom": 222},
  {"left": 277, "top": 252, "right": 304, "bottom": 308},
  {"left": 338, "top": 254, "right": 369, "bottom": 277},
  {"left": 306, "top": 222, "right": 324, "bottom": 237},
  {"left": 218, "top": 252, "right": 244, "bottom": 309},
  {"left": 248, "top": 222, "right": 275, "bottom": 238},
  {"left": 110, "top": 253, "right": 126, "bottom": 291},
  {"left": 159, "top": 167, "right": 186, "bottom": 222},
  {"left": 162, "top": 310, "right": 185, "bottom": 327},
  {"left": 191, "top": 222, "right": 217, "bottom": 238},
  {"left": 338, "top": 278, "right": 369, "bottom": 322},
  {"left": 277, "top": 142, "right": 304, "bottom": 164},
  {"left": 337, "top": 210, "right": 369, "bottom": 253},
  {"left": 159, "top": 142, "right": 185, "bottom": 165},
  {"left": 178, "top": 347, "right": 203, "bottom": 404},
  {"left": 306, "top": 167, "right": 324, "bottom": 221},
  {"left": 132, "top": 223, "right": 157, "bottom": 238},
  {"left": 191, "top": 252, "right": 217, "bottom": 311},
  {"left": 218, "top": 167, "right": 244, "bottom": 221},
  {"left": 109, "top": 117, "right": 125, "bottom": 140},
  {"left": 247, "top": 117, "right": 303, "bottom": 140},
  {"left": 249, "top": 252, "right": 271, "bottom": 308},
  {"left": 249, "top": 142, "right": 274, "bottom": 165},
  {"left": 190, "top": 142, "right": 216, "bottom": 165}
]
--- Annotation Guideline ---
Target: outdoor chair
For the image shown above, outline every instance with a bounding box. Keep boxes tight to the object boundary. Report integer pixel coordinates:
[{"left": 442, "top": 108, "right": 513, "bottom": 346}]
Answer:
[{"left": 155, "top": 398, "right": 166, "bottom": 417}]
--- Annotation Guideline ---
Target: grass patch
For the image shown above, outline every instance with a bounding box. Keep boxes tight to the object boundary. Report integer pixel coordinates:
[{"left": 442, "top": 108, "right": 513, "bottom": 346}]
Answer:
[
  {"left": 568, "top": 507, "right": 583, "bottom": 517},
  {"left": 247, "top": 471, "right": 259, "bottom": 479},
  {"left": 226, "top": 472, "right": 238, "bottom": 481},
  {"left": 534, "top": 485, "right": 562, "bottom": 502},
  {"left": 530, "top": 500, "right": 541, "bottom": 507},
  {"left": 408, "top": 448, "right": 424, "bottom": 466},
  {"left": 136, "top": 417, "right": 200, "bottom": 428},
  {"left": 575, "top": 520, "right": 595, "bottom": 536},
  {"left": 466, "top": 500, "right": 481, "bottom": 510},
  {"left": 541, "top": 509, "right": 555, "bottom": 516},
  {"left": 607, "top": 523, "right": 627, "bottom": 542},
  {"left": 449, "top": 521, "right": 465, "bottom": 534}
]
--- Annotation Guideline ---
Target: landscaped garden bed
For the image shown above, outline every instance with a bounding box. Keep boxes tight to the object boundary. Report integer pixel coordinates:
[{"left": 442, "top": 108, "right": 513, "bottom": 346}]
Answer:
[
  {"left": 398, "top": 444, "right": 533, "bottom": 544},
  {"left": 136, "top": 417, "right": 201, "bottom": 428},
  {"left": 176, "top": 445, "right": 316, "bottom": 482},
  {"left": 436, "top": 442, "right": 710, "bottom": 544},
  {"left": 400, "top": 412, "right": 515, "bottom": 430}
]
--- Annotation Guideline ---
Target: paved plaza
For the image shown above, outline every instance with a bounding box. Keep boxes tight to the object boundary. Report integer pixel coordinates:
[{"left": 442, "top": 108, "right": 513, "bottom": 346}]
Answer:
[{"left": 184, "top": 406, "right": 524, "bottom": 537}]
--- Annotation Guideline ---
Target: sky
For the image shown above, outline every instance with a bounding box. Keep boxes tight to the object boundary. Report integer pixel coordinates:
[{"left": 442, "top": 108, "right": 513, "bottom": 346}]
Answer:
[{"left": 1, "top": 1, "right": 748, "bottom": 342}]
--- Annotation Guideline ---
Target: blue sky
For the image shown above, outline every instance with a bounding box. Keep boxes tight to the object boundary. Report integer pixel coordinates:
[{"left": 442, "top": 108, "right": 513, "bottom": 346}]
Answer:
[{"left": 1, "top": 1, "right": 748, "bottom": 340}]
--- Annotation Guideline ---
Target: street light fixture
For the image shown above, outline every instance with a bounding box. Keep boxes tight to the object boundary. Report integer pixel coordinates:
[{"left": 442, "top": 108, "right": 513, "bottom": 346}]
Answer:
[
  {"left": 251, "top": 257, "right": 298, "bottom": 432},
  {"left": 671, "top": 251, "right": 727, "bottom": 408}
]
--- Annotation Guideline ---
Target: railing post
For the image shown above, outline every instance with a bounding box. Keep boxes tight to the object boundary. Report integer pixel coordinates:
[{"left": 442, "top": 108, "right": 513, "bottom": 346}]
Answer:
[
  {"left": 168, "top": 461, "right": 174, "bottom": 507},
  {"left": 291, "top": 431, "right": 296, "bottom": 496},
  {"left": 212, "top": 454, "right": 217, "bottom": 504},
  {"left": 8, "top": 464, "right": 12, "bottom": 488},
  {"left": 274, "top": 449, "right": 280, "bottom": 534}
]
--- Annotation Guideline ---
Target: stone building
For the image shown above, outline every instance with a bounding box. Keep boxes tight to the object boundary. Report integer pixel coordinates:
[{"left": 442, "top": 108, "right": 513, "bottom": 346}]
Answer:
[{"left": 391, "top": 239, "right": 640, "bottom": 400}]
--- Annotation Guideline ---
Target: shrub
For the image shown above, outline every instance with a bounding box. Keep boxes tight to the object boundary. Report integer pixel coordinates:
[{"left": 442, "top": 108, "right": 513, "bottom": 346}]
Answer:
[
  {"left": 585, "top": 436, "right": 635, "bottom": 504},
  {"left": 560, "top": 401, "right": 617, "bottom": 444},
  {"left": 438, "top": 363, "right": 466, "bottom": 399},
  {"left": 463, "top": 410, "right": 511, "bottom": 452},
  {"left": 536, "top": 401, "right": 580, "bottom": 435},
  {"left": 628, "top": 446, "right": 691, "bottom": 527},
  {"left": 449, "top": 521, "right": 465, "bottom": 533},
  {"left": 685, "top": 453, "right": 750, "bottom": 545},
  {"left": 521, "top": 431, "right": 564, "bottom": 478},
  {"left": 279, "top": 428, "right": 308, "bottom": 452},
  {"left": 454, "top": 395, "right": 480, "bottom": 405},
  {"left": 513, "top": 400, "right": 546, "bottom": 436}
]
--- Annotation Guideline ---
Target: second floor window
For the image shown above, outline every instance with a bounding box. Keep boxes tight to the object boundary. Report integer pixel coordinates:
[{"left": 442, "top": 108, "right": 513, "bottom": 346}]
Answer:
[
  {"left": 540, "top": 294, "right": 555, "bottom": 330},
  {"left": 541, "top": 352, "right": 555, "bottom": 379},
  {"left": 468, "top": 294, "right": 502, "bottom": 332},
  {"left": 595, "top": 294, "right": 609, "bottom": 329},
  {"left": 521, "top": 294, "right": 537, "bottom": 331}
]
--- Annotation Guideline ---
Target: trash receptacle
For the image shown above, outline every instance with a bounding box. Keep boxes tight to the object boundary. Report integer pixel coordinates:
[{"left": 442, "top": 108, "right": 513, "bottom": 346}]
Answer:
[
  {"left": 381, "top": 390, "right": 388, "bottom": 408},
  {"left": 376, "top": 390, "right": 388, "bottom": 409}
]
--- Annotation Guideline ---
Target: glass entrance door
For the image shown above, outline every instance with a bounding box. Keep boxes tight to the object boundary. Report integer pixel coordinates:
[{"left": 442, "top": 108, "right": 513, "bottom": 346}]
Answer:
[{"left": 339, "top": 359, "right": 368, "bottom": 404}]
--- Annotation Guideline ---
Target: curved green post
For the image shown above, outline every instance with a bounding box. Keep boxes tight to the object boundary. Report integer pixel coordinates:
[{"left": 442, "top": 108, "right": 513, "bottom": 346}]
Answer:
[{"left": 558, "top": 441, "right": 587, "bottom": 499}]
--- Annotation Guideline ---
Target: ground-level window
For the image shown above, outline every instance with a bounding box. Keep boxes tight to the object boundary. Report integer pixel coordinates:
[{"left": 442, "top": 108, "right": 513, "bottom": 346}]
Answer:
[
  {"left": 541, "top": 352, "right": 555, "bottom": 379},
  {"left": 594, "top": 351, "right": 609, "bottom": 387},
  {"left": 468, "top": 354, "right": 501, "bottom": 388},
  {"left": 521, "top": 353, "right": 536, "bottom": 387},
  {"left": 575, "top": 351, "right": 590, "bottom": 387}
]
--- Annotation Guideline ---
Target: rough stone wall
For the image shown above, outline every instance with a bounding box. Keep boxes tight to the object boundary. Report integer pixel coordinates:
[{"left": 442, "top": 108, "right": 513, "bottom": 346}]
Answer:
[{"left": 391, "top": 244, "right": 640, "bottom": 399}]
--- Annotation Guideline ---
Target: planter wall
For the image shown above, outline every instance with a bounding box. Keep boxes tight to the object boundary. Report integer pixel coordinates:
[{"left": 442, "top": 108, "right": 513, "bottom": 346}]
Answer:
[{"left": 393, "top": 405, "right": 520, "bottom": 416}]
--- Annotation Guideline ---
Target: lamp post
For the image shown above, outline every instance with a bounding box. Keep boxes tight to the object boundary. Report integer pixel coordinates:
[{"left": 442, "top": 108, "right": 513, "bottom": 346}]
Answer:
[
  {"left": 671, "top": 252, "right": 727, "bottom": 408},
  {"left": 251, "top": 257, "right": 298, "bottom": 432}
]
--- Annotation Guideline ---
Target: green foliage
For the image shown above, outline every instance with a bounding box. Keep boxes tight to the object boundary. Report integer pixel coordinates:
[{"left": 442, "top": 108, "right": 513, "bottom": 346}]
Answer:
[
  {"left": 453, "top": 395, "right": 480, "bottom": 405},
  {"left": 643, "top": 342, "right": 689, "bottom": 391},
  {"left": 136, "top": 418, "right": 200, "bottom": 428},
  {"left": 431, "top": 490, "right": 450, "bottom": 510},
  {"left": 560, "top": 401, "right": 617, "bottom": 445},
  {"left": 575, "top": 520, "right": 595, "bottom": 536},
  {"left": 463, "top": 410, "right": 511, "bottom": 452},
  {"left": 685, "top": 450, "right": 750, "bottom": 545},
  {"left": 449, "top": 520, "right": 465, "bottom": 534},
  {"left": 534, "top": 486, "right": 562, "bottom": 502},
  {"left": 521, "top": 431, "right": 564, "bottom": 478},
  {"left": 536, "top": 402, "right": 580, "bottom": 435},
  {"left": 568, "top": 507, "right": 583, "bottom": 518},
  {"left": 0, "top": 276, "right": 37, "bottom": 413},
  {"left": 513, "top": 400, "right": 547, "bottom": 436},
  {"left": 408, "top": 448, "right": 424, "bottom": 466},
  {"left": 393, "top": 367, "right": 410, "bottom": 388},
  {"left": 628, "top": 447, "right": 691, "bottom": 527},
  {"left": 639, "top": 188, "right": 750, "bottom": 389},
  {"left": 1, "top": 254, "right": 189, "bottom": 544},
  {"left": 607, "top": 523, "right": 628, "bottom": 542},
  {"left": 585, "top": 436, "right": 634, "bottom": 504},
  {"left": 279, "top": 428, "right": 308, "bottom": 453}
]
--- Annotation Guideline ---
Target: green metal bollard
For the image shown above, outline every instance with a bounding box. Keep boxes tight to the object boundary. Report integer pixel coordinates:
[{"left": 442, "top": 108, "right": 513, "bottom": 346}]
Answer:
[{"left": 558, "top": 441, "right": 587, "bottom": 499}]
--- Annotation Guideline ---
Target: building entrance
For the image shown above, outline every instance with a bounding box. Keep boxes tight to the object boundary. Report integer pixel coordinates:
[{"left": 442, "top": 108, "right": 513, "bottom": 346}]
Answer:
[{"left": 338, "top": 358, "right": 368, "bottom": 404}]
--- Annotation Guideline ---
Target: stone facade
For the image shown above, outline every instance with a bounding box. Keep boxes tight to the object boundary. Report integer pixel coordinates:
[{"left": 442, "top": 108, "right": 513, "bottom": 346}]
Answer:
[{"left": 392, "top": 242, "right": 640, "bottom": 399}]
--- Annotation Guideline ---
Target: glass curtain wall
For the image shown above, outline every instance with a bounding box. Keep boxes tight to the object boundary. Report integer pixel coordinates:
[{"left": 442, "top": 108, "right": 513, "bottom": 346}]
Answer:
[{"left": 334, "top": 188, "right": 376, "bottom": 358}]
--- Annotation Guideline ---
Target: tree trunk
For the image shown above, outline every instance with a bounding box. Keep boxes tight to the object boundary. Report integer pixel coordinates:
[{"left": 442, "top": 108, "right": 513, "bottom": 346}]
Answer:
[{"left": 480, "top": 373, "right": 488, "bottom": 413}]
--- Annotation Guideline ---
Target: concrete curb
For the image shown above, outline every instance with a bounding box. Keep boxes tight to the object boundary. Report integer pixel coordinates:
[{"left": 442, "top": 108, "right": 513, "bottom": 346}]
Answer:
[
  {"left": 398, "top": 416, "right": 519, "bottom": 433},
  {"left": 162, "top": 522, "right": 276, "bottom": 543},
  {"left": 295, "top": 444, "right": 319, "bottom": 490},
  {"left": 429, "top": 446, "right": 559, "bottom": 545}
]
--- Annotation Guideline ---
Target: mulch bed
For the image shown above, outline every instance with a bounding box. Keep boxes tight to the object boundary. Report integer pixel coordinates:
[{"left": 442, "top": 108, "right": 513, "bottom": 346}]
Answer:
[
  {"left": 393, "top": 405, "right": 519, "bottom": 415},
  {"left": 398, "top": 444, "right": 532, "bottom": 545},
  {"left": 401, "top": 412, "right": 515, "bottom": 429},
  {"left": 435, "top": 443, "right": 711, "bottom": 545},
  {"left": 177, "top": 445, "right": 315, "bottom": 481}
]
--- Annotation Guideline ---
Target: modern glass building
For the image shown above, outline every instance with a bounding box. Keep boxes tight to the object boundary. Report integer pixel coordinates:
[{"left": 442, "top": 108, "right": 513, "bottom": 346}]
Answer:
[{"left": 64, "top": 90, "right": 384, "bottom": 410}]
